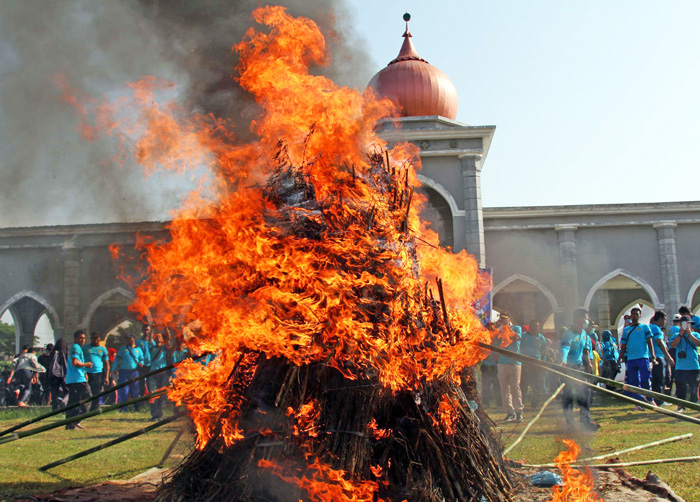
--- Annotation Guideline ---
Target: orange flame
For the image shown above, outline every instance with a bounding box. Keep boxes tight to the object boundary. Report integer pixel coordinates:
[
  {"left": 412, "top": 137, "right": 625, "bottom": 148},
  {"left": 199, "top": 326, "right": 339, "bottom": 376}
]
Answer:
[
  {"left": 367, "top": 418, "right": 391, "bottom": 440},
  {"left": 550, "top": 439, "right": 603, "bottom": 502},
  {"left": 64, "top": 4, "right": 494, "bottom": 458}
]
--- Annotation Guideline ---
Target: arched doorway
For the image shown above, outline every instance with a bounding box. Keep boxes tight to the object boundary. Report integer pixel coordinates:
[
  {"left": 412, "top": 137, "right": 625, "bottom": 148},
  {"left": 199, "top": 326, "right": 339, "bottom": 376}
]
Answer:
[
  {"left": 0, "top": 292, "right": 60, "bottom": 353},
  {"left": 585, "top": 270, "right": 659, "bottom": 336},
  {"left": 686, "top": 277, "right": 700, "bottom": 314},
  {"left": 492, "top": 275, "right": 558, "bottom": 327},
  {"left": 83, "top": 288, "right": 137, "bottom": 339},
  {"left": 416, "top": 178, "right": 455, "bottom": 249}
]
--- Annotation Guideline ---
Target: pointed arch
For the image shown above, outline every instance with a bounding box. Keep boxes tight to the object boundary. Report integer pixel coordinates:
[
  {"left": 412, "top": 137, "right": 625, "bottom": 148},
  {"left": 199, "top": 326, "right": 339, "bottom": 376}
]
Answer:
[
  {"left": 492, "top": 273, "right": 559, "bottom": 312},
  {"left": 685, "top": 277, "right": 700, "bottom": 309},
  {"left": 583, "top": 269, "right": 661, "bottom": 311},
  {"left": 613, "top": 299, "right": 655, "bottom": 329},
  {"left": 0, "top": 291, "right": 61, "bottom": 330},
  {"left": 81, "top": 287, "right": 135, "bottom": 330},
  {"left": 417, "top": 175, "right": 465, "bottom": 217}
]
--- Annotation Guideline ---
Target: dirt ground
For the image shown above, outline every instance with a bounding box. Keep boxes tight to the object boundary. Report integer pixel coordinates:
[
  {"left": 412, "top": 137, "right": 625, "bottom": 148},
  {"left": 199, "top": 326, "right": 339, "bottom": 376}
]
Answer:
[{"left": 15, "top": 464, "right": 684, "bottom": 502}]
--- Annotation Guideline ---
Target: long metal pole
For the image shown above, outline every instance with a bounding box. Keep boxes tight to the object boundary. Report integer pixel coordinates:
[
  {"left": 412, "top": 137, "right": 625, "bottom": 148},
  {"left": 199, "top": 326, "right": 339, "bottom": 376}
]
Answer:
[
  {"left": 0, "top": 388, "right": 169, "bottom": 446},
  {"left": 475, "top": 341, "right": 700, "bottom": 413},
  {"left": 0, "top": 352, "right": 207, "bottom": 438},
  {"left": 39, "top": 411, "right": 186, "bottom": 471}
]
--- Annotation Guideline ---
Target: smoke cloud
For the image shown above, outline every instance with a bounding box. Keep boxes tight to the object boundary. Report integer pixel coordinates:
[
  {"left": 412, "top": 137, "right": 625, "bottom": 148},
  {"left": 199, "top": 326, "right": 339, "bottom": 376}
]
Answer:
[{"left": 0, "top": 0, "right": 373, "bottom": 228}]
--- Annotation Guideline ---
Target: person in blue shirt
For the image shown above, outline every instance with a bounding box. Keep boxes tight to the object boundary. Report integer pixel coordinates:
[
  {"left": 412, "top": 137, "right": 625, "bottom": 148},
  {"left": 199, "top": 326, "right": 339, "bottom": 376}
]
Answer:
[
  {"left": 669, "top": 315, "right": 700, "bottom": 412},
  {"left": 83, "top": 332, "right": 110, "bottom": 412},
  {"left": 112, "top": 335, "right": 145, "bottom": 412},
  {"left": 668, "top": 313, "right": 682, "bottom": 391},
  {"left": 678, "top": 306, "right": 700, "bottom": 335},
  {"left": 170, "top": 338, "right": 191, "bottom": 380},
  {"left": 496, "top": 315, "right": 523, "bottom": 423},
  {"left": 600, "top": 330, "right": 619, "bottom": 388},
  {"left": 135, "top": 324, "right": 154, "bottom": 400},
  {"left": 520, "top": 320, "right": 547, "bottom": 407},
  {"left": 65, "top": 330, "right": 93, "bottom": 430},
  {"left": 560, "top": 308, "right": 598, "bottom": 430},
  {"left": 147, "top": 333, "right": 170, "bottom": 421},
  {"left": 618, "top": 307, "right": 657, "bottom": 409},
  {"left": 648, "top": 311, "right": 675, "bottom": 406}
]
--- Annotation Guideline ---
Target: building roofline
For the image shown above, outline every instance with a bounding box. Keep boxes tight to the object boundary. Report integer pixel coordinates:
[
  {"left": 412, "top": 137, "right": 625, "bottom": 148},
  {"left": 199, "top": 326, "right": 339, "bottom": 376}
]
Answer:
[{"left": 484, "top": 200, "right": 700, "bottom": 219}]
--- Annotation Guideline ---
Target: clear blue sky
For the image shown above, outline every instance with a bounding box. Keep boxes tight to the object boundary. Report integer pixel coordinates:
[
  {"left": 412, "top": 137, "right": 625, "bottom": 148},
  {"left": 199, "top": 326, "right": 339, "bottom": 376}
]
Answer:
[{"left": 346, "top": 0, "right": 700, "bottom": 208}]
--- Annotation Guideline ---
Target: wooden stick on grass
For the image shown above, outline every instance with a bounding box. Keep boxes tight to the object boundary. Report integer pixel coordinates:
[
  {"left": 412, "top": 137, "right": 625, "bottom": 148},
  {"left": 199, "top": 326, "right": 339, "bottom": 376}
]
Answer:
[
  {"left": 0, "top": 389, "right": 169, "bottom": 446},
  {"left": 39, "top": 411, "right": 187, "bottom": 471},
  {"left": 158, "top": 423, "right": 189, "bottom": 468},
  {"left": 504, "top": 383, "right": 565, "bottom": 457},
  {"left": 0, "top": 352, "right": 207, "bottom": 438},
  {"left": 522, "top": 455, "right": 700, "bottom": 470}
]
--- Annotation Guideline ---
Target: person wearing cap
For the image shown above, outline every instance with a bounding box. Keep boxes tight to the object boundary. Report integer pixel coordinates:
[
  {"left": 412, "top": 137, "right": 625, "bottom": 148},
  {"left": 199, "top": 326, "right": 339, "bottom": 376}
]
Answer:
[
  {"left": 668, "top": 315, "right": 700, "bottom": 411},
  {"left": 678, "top": 306, "right": 700, "bottom": 334},
  {"left": 618, "top": 307, "right": 657, "bottom": 410},
  {"left": 648, "top": 311, "right": 674, "bottom": 406},
  {"left": 560, "top": 308, "right": 598, "bottom": 430},
  {"left": 496, "top": 315, "right": 523, "bottom": 423}
]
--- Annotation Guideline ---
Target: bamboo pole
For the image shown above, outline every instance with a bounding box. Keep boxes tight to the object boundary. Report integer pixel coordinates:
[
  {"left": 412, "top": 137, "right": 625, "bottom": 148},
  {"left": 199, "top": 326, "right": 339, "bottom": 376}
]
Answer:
[
  {"left": 0, "top": 352, "right": 207, "bottom": 438},
  {"left": 504, "top": 383, "right": 565, "bottom": 457},
  {"left": 474, "top": 342, "right": 700, "bottom": 427},
  {"left": 522, "top": 455, "right": 700, "bottom": 469},
  {"left": 39, "top": 411, "right": 187, "bottom": 471},
  {"left": 0, "top": 388, "right": 169, "bottom": 446},
  {"left": 475, "top": 341, "right": 700, "bottom": 413},
  {"left": 520, "top": 433, "right": 693, "bottom": 468}
]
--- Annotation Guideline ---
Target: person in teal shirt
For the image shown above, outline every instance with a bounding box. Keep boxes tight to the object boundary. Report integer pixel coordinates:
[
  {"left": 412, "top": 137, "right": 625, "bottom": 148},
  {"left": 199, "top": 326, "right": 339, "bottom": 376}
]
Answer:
[
  {"left": 83, "top": 332, "right": 110, "bottom": 412},
  {"left": 618, "top": 307, "right": 657, "bottom": 407},
  {"left": 135, "top": 325, "right": 154, "bottom": 399},
  {"left": 669, "top": 315, "right": 700, "bottom": 411},
  {"left": 648, "top": 311, "right": 674, "bottom": 405},
  {"left": 65, "top": 330, "right": 93, "bottom": 430},
  {"left": 170, "top": 339, "right": 190, "bottom": 379},
  {"left": 560, "top": 309, "right": 598, "bottom": 430},
  {"left": 496, "top": 318, "right": 523, "bottom": 423},
  {"left": 520, "top": 320, "right": 547, "bottom": 407},
  {"left": 112, "top": 335, "right": 145, "bottom": 412},
  {"left": 147, "top": 333, "right": 170, "bottom": 420}
]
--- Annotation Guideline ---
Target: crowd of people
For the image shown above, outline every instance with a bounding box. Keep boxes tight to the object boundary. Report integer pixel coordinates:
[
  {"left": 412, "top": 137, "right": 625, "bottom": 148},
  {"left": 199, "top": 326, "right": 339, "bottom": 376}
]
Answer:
[
  {"left": 480, "top": 305, "right": 700, "bottom": 429},
  {"left": 3, "top": 324, "right": 191, "bottom": 429}
]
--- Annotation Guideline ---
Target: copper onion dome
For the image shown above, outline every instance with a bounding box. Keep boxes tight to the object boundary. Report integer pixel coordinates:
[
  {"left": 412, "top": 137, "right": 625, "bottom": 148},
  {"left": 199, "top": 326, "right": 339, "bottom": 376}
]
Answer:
[{"left": 368, "top": 13, "right": 458, "bottom": 120}]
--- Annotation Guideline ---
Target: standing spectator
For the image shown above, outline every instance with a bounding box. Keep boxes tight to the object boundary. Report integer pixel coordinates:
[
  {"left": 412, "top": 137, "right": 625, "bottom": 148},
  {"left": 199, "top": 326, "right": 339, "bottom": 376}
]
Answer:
[
  {"left": 65, "top": 330, "right": 93, "bottom": 430},
  {"left": 112, "top": 335, "right": 145, "bottom": 412},
  {"left": 47, "top": 339, "right": 69, "bottom": 410},
  {"left": 667, "top": 313, "right": 682, "bottom": 394},
  {"left": 147, "top": 333, "right": 170, "bottom": 421},
  {"left": 83, "top": 333, "right": 110, "bottom": 411},
  {"left": 618, "top": 307, "right": 657, "bottom": 410},
  {"left": 135, "top": 325, "right": 153, "bottom": 398},
  {"left": 102, "top": 347, "right": 118, "bottom": 405},
  {"left": 37, "top": 344, "right": 53, "bottom": 406},
  {"left": 497, "top": 317, "right": 523, "bottom": 423},
  {"left": 649, "top": 311, "right": 675, "bottom": 406},
  {"left": 600, "top": 330, "right": 620, "bottom": 388},
  {"left": 560, "top": 308, "right": 598, "bottom": 430},
  {"left": 668, "top": 315, "right": 700, "bottom": 412},
  {"left": 6, "top": 348, "right": 45, "bottom": 407},
  {"left": 678, "top": 306, "right": 700, "bottom": 333},
  {"left": 520, "top": 320, "right": 547, "bottom": 407},
  {"left": 480, "top": 324, "right": 502, "bottom": 410}
]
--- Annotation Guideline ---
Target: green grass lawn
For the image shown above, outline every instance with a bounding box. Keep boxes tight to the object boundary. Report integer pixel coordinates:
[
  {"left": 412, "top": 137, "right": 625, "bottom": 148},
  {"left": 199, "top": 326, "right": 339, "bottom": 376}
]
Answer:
[
  {"left": 0, "top": 405, "right": 193, "bottom": 500},
  {"left": 497, "top": 392, "right": 700, "bottom": 502},
  {"left": 0, "top": 395, "right": 698, "bottom": 501}
]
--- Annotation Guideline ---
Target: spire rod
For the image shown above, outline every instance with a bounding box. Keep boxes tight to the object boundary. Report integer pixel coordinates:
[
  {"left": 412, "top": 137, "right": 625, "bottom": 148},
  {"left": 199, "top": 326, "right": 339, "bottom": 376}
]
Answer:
[{"left": 403, "top": 12, "right": 411, "bottom": 38}]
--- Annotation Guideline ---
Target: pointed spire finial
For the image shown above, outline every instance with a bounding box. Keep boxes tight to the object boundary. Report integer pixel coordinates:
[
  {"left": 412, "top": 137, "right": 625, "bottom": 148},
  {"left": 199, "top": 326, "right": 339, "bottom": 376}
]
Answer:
[{"left": 403, "top": 12, "right": 411, "bottom": 37}]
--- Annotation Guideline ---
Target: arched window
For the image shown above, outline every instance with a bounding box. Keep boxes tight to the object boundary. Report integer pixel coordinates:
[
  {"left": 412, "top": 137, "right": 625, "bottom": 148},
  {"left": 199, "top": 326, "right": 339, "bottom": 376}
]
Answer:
[{"left": 82, "top": 288, "right": 137, "bottom": 338}]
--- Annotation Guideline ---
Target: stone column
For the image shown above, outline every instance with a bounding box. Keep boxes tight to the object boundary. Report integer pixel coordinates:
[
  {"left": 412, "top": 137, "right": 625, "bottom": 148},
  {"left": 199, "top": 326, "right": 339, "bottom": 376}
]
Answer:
[
  {"left": 62, "top": 246, "right": 82, "bottom": 336},
  {"left": 460, "top": 154, "right": 485, "bottom": 268},
  {"left": 597, "top": 289, "right": 611, "bottom": 331},
  {"left": 556, "top": 225, "right": 579, "bottom": 321},
  {"left": 653, "top": 222, "right": 681, "bottom": 318}
]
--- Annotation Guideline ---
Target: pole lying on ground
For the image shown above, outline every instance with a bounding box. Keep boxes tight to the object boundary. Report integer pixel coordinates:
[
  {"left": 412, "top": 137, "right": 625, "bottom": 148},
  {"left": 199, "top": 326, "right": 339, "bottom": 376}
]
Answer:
[
  {"left": 0, "top": 388, "right": 169, "bottom": 446},
  {"left": 504, "top": 383, "right": 565, "bottom": 457},
  {"left": 475, "top": 341, "right": 700, "bottom": 414},
  {"left": 158, "top": 423, "right": 188, "bottom": 468},
  {"left": 520, "top": 433, "right": 693, "bottom": 468},
  {"left": 522, "top": 455, "right": 700, "bottom": 470},
  {"left": 39, "top": 411, "right": 187, "bottom": 471},
  {"left": 0, "top": 352, "right": 207, "bottom": 438}
]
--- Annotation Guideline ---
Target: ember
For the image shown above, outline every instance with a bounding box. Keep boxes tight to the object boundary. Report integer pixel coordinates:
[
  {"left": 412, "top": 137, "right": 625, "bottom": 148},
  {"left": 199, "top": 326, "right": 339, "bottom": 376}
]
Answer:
[
  {"left": 68, "top": 6, "right": 511, "bottom": 501},
  {"left": 550, "top": 439, "right": 603, "bottom": 502}
]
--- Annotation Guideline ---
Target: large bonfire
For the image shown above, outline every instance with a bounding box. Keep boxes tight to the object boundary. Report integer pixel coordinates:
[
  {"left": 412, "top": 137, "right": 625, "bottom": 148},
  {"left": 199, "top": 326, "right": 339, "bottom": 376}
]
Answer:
[{"left": 69, "top": 6, "right": 513, "bottom": 501}]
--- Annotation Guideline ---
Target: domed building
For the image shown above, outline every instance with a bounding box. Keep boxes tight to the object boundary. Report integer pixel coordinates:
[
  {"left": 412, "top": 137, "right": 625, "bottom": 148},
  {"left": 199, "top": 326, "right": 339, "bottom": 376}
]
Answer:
[{"left": 371, "top": 14, "right": 700, "bottom": 332}]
